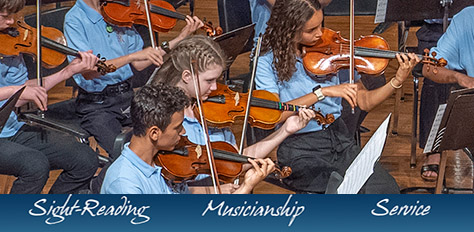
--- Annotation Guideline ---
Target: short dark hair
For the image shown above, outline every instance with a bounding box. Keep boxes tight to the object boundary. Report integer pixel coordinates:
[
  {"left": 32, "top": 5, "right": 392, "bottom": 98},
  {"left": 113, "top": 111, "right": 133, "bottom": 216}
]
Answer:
[
  {"left": 131, "top": 83, "right": 190, "bottom": 136},
  {"left": 0, "top": 0, "right": 25, "bottom": 14}
]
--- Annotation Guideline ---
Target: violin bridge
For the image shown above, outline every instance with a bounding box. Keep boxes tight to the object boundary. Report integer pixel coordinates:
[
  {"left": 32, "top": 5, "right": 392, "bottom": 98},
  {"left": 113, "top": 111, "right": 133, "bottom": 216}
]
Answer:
[
  {"left": 195, "top": 145, "right": 202, "bottom": 159},
  {"left": 23, "top": 29, "right": 28, "bottom": 41},
  {"left": 234, "top": 92, "right": 240, "bottom": 106}
]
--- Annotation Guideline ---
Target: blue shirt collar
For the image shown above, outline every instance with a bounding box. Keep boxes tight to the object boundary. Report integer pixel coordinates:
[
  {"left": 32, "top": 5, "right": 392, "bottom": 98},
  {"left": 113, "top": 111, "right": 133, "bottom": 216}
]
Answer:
[
  {"left": 121, "top": 143, "right": 160, "bottom": 178},
  {"left": 77, "top": 0, "right": 103, "bottom": 24}
]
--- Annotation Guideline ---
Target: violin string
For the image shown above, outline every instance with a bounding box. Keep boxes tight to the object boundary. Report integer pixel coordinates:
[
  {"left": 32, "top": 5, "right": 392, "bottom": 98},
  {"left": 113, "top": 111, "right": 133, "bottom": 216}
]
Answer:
[
  {"left": 316, "top": 45, "right": 423, "bottom": 59},
  {"left": 250, "top": 97, "right": 299, "bottom": 111}
]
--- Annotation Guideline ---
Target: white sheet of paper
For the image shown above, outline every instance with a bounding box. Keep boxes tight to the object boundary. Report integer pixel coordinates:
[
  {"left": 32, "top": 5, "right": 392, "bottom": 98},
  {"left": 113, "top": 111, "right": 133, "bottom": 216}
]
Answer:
[
  {"left": 374, "top": 0, "right": 388, "bottom": 23},
  {"left": 337, "top": 114, "right": 391, "bottom": 194},
  {"left": 423, "top": 104, "right": 447, "bottom": 154}
]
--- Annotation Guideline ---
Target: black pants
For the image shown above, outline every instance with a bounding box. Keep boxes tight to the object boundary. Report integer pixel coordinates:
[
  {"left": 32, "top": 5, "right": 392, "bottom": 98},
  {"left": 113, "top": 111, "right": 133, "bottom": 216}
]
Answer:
[
  {"left": 0, "top": 125, "right": 98, "bottom": 194},
  {"left": 76, "top": 89, "right": 133, "bottom": 159},
  {"left": 277, "top": 118, "right": 400, "bottom": 194}
]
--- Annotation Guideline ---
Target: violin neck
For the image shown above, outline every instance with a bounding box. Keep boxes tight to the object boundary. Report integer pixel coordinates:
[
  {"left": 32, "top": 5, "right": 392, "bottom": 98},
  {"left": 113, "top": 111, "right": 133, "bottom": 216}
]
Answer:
[
  {"left": 41, "top": 36, "right": 78, "bottom": 57},
  {"left": 150, "top": 4, "right": 186, "bottom": 20},
  {"left": 166, "top": 146, "right": 250, "bottom": 163},
  {"left": 251, "top": 97, "right": 300, "bottom": 112},
  {"left": 355, "top": 47, "right": 423, "bottom": 60},
  {"left": 212, "top": 149, "right": 250, "bottom": 164}
]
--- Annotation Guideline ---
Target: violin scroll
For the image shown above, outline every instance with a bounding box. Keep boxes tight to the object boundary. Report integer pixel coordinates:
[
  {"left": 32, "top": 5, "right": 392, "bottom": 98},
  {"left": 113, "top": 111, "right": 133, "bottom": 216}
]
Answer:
[
  {"left": 201, "top": 18, "right": 223, "bottom": 37},
  {"left": 95, "top": 54, "right": 117, "bottom": 75},
  {"left": 422, "top": 48, "right": 447, "bottom": 74}
]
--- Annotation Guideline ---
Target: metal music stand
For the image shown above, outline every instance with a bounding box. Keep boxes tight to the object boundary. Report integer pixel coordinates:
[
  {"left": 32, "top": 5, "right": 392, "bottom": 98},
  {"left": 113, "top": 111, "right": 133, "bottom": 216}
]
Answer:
[
  {"left": 425, "top": 88, "right": 474, "bottom": 193},
  {"left": 213, "top": 23, "right": 255, "bottom": 71},
  {"left": 0, "top": 87, "right": 25, "bottom": 133}
]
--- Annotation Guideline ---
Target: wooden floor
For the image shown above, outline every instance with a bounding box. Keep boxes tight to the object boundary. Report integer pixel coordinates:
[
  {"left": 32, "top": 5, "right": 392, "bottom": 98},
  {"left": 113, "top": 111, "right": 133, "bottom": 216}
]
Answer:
[{"left": 1, "top": 0, "right": 472, "bottom": 194}]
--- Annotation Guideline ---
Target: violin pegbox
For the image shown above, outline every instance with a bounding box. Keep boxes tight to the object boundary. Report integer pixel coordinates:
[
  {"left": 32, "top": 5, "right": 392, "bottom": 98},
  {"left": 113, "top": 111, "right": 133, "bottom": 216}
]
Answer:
[{"left": 422, "top": 48, "right": 447, "bottom": 74}]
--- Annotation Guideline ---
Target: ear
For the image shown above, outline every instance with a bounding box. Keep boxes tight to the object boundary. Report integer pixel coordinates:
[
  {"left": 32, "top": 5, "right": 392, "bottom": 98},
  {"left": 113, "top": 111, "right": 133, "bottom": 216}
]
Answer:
[
  {"left": 147, "top": 126, "right": 162, "bottom": 142},
  {"left": 181, "top": 70, "right": 193, "bottom": 84}
]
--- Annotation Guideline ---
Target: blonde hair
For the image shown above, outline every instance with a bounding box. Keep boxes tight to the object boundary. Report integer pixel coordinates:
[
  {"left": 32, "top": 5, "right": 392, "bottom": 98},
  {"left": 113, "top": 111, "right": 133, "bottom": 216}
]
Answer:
[
  {"left": 0, "top": 0, "right": 25, "bottom": 13},
  {"left": 151, "top": 35, "right": 227, "bottom": 86}
]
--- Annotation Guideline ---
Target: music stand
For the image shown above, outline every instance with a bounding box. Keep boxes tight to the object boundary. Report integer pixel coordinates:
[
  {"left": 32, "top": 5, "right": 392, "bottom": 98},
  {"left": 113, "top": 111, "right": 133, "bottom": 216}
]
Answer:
[
  {"left": 213, "top": 23, "right": 255, "bottom": 70},
  {"left": 425, "top": 88, "right": 474, "bottom": 193},
  {"left": 0, "top": 87, "right": 25, "bottom": 133},
  {"left": 379, "top": 0, "right": 474, "bottom": 23}
]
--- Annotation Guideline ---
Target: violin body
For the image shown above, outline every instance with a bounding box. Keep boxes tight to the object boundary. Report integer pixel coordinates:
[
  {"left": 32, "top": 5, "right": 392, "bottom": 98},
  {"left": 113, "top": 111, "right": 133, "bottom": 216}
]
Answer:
[
  {"left": 201, "top": 83, "right": 336, "bottom": 129},
  {"left": 302, "top": 27, "right": 390, "bottom": 75},
  {"left": 155, "top": 137, "right": 244, "bottom": 183},
  {"left": 101, "top": 0, "right": 180, "bottom": 33},
  {"left": 0, "top": 19, "right": 66, "bottom": 68},
  {"left": 201, "top": 83, "right": 282, "bottom": 129}
]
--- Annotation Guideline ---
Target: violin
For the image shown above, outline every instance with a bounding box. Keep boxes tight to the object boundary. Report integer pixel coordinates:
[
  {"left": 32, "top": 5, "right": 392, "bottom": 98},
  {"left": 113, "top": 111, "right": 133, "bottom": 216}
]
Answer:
[
  {"left": 198, "top": 83, "right": 336, "bottom": 129},
  {"left": 155, "top": 136, "right": 292, "bottom": 183},
  {"left": 0, "top": 18, "right": 116, "bottom": 75},
  {"left": 101, "top": 0, "right": 223, "bottom": 36},
  {"left": 302, "top": 27, "right": 447, "bottom": 76}
]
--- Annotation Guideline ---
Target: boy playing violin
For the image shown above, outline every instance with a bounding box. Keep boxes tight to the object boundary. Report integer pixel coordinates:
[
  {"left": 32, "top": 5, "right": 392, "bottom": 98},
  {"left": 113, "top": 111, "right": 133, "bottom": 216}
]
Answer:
[
  {"left": 0, "top": 0, "right": 100, "bottom": 194},
  {"left": 64, "top": 0, "right": 204, "bottom": 159},
  {"left": 101, "top": 83, "right": 275, "bottom": 194}
]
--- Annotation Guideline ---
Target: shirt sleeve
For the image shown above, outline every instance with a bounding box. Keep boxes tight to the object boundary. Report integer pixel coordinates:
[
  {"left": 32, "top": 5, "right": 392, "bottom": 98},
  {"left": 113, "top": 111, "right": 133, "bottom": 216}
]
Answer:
[
  {"left": 430, "top": 14, "right": 463, "bottom": 71},
  {"left": 5, "top": 56, "right": 29, "bottom": 85},
  {"left": 101, "top": 177, "right": 143, "bottom": 194},
  {"left": 255, "top": 54, "right": 280, "bottom": 94},
  {"left": 127, "top": 27, "right": 144, "bottom": 54}
]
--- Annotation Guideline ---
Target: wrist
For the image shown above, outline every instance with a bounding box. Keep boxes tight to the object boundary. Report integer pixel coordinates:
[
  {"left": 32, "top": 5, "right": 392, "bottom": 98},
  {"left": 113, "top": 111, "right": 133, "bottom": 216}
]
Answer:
[
  {"left": 389, "top": 78, "right": 403, "bottom": 89},
  {"left": 312, "top": 85, "right": 325, "bottom": 101}
]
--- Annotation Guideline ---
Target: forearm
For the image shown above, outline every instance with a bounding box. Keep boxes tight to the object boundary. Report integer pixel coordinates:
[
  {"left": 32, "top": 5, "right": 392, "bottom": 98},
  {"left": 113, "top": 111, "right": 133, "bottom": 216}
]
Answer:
[
  {"left": 232, "top": 183, "right": 252, "bottom": 194},
  {"left": 356, "top": 78, "right": 402, "bottom": 111},
  {"left": 242, "top": 125, "right": 291, "bottom": 159},
  {"left": 422, "top": 64, "right": 467, "bottom": 84},
  {"left": 189, "top": 186, "right": 214, "bottom": 194},
  {"left": 0, "top": 86, "right": 18, "bottom": 100},
  {"left": 40, "top": 67, "right": 76, "bottom": 91}
]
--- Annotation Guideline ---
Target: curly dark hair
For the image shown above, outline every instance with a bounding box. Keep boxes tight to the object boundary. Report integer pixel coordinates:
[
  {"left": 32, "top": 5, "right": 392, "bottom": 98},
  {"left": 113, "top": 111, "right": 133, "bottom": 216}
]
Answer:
[
  {"left": 151, "top": 35, "right": 227, "bottom": 87},
  {"left": 0, "top": 0, "right": 25, "bottom": 14},
  {"left": 131, "top": 83, "right": 190, "bottom": 136},
  {"left": 261, "top": 0, "right": 321, "bottom": 82}
]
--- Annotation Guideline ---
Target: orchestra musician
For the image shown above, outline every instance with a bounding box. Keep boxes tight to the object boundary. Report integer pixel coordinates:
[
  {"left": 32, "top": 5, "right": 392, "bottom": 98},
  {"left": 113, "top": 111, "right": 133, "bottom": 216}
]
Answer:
[
  {"left": 0, "top": 0, "right": 99, "bottom": 194},
  {"left": 420, "top": 6, "right": 474, "bottom": 181},
  {"left": 254, "top": 0, "right": 420, "bottom": 193},
  {"left": 63, "top": 0, "right": 204, "bottom": 159}
]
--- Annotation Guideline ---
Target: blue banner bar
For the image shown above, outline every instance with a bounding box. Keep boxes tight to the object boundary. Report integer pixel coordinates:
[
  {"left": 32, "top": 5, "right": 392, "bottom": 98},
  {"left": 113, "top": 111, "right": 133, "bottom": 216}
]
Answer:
[{"left": 0, "top": 194, "right": 472, "bottom": 231}]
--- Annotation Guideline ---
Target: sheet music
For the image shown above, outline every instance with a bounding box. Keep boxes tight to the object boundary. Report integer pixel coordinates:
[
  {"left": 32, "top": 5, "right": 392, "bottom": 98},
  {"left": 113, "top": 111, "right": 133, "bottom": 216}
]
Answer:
[
  {"left": 423, "top": 104, "right": 447, "bottom": 154},
  {"left": 374, "top": 0, "right": 388, "bottom": 23},
  {"left": 337, "top": 114, "right": 391, "bottom": 194}
]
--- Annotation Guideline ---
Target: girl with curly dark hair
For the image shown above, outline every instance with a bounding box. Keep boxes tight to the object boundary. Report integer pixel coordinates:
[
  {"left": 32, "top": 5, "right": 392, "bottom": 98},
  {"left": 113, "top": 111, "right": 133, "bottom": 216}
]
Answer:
[{"left": 255, "top": 0, "right": 420, "bottom": 193}]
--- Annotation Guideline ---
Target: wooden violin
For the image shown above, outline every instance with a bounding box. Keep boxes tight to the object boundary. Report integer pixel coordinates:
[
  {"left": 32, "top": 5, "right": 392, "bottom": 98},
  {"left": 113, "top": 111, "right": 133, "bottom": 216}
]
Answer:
[
  {"left": 155, "top": 136, "right": 292, "bottom": 183},
  {"left": 198, "top": 83, "right": 335, "bottom": 129},
  {"left": 101, "top": 0, "right": 223, "bottom": 36},
  {"left": 302, "top": 27, "right": 447, "bottom": 76},
  {"left": 0, "top": 18, "right": 116, "bottom": 75}
]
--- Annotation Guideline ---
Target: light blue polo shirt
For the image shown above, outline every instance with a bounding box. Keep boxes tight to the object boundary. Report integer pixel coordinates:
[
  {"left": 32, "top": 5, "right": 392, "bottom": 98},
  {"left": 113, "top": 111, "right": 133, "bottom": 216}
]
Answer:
[
  {"left": 430, "top": 6, "right": 474, "bottom": 76},
  {"left": 101, "top": 143, "right": 189, "bottom": 194},
  {"left": 249, "top": 0, "right": 272, "bottom": 51},
  {"left": 0, "top": 55, "right": 27, "bottom": 138},
  {"left": 64, "top": 0, "right": 144, "bottom": 92},
  {"left": 183, "top": 115, "right": 236, "bottom": 146},
  {"left": 255, "top": 51, "right": 360, "bottom": 134}
]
